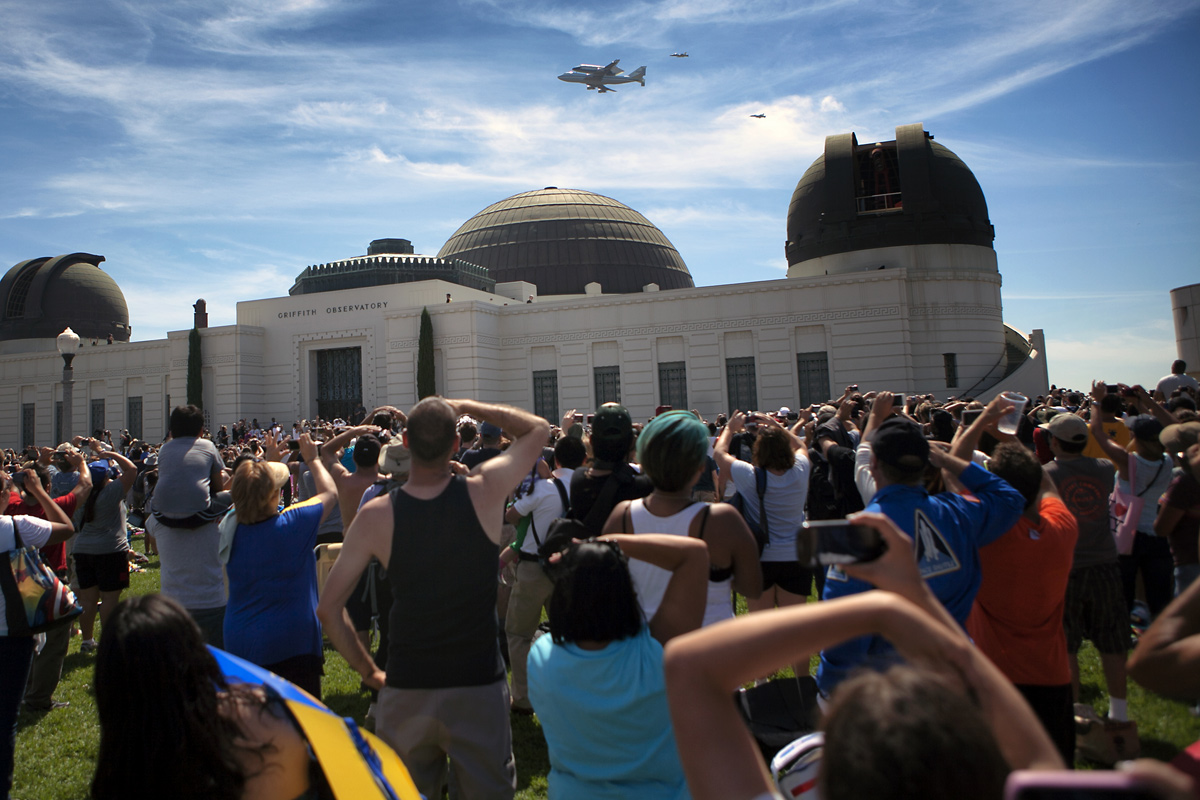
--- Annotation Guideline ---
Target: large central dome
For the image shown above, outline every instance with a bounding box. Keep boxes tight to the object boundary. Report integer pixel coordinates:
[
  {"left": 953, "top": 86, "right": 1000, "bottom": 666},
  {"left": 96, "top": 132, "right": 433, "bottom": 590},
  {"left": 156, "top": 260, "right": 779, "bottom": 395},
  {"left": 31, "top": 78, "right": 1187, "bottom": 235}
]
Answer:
[{"left": 438, "top": 188, "right": 694, "bottom": 295}]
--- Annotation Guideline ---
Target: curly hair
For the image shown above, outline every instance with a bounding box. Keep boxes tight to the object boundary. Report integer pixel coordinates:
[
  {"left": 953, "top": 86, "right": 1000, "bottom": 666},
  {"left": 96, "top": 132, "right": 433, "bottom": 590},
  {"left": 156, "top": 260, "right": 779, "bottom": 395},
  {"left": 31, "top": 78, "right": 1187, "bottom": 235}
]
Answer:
[{"left": 752, "top": 426, "right": 795, "bottom": 472}]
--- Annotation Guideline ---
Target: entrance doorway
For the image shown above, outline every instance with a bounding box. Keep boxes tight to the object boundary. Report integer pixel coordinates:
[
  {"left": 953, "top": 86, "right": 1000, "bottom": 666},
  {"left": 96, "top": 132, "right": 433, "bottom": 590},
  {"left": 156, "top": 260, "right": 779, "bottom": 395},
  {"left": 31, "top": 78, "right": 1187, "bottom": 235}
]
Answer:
[{"left": 315, "top": 347, "right": 362, "bottom": 422}]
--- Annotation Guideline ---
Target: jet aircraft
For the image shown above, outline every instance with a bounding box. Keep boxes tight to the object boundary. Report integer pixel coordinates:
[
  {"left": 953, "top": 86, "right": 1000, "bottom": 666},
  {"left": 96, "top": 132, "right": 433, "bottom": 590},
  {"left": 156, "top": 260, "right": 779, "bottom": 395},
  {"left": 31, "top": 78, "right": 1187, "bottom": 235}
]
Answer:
[
  {"left": 558, "top": 59, "right": 646, "bottom": 93},
  {"left": 670, "top": 52, "right": 689, "bottom": 57},
  {"left": 750, "top": 114, "right": 766, "bottom": 118}
]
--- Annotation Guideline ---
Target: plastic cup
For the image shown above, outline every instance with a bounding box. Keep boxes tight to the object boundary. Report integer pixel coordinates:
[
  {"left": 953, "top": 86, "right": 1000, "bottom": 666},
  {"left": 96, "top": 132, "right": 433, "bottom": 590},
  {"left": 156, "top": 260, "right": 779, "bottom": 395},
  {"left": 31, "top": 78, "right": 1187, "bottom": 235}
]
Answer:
[{"left": 996, "top": 391, "right": 1027, "bottom": 434}]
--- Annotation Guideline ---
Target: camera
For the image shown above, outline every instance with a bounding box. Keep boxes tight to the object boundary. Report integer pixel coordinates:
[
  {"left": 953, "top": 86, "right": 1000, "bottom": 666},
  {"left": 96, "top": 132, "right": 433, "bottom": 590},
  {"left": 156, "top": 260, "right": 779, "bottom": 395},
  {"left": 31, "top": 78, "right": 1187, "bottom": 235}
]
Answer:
[{"left": 796, "top": 520, "right": 887, "bottom": 567}]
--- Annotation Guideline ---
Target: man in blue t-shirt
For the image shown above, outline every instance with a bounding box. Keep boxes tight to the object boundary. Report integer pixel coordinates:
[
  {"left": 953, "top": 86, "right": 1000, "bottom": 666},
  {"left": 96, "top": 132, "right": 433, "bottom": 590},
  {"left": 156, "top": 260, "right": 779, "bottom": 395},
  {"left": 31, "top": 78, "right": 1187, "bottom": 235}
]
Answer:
[{"left": 818, "top": 416, "right": 1023, "bottom": 696}]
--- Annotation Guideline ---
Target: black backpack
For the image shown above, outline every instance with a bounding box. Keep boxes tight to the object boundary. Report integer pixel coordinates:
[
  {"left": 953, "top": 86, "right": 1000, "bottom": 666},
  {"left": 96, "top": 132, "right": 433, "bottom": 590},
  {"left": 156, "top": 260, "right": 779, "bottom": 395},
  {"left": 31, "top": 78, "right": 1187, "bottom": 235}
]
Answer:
[{"left": 531, "top": 473, "right": 623, "bottom": 581}]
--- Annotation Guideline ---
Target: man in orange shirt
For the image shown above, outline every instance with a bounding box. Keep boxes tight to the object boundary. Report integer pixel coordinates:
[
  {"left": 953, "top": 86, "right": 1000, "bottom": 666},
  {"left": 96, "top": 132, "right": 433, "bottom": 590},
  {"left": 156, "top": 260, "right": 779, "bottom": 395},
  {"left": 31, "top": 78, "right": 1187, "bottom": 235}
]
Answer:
[{"left": 967, "top": 442, "right": 1079, "bottom": 765}]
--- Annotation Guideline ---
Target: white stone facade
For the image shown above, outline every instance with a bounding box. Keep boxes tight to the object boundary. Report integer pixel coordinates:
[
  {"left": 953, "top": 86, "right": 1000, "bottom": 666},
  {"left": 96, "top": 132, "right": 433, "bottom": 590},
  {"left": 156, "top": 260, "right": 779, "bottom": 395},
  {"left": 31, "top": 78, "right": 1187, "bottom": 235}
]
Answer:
[{"left": 0, "top": 256, "right": 1050, "bottom": 449}]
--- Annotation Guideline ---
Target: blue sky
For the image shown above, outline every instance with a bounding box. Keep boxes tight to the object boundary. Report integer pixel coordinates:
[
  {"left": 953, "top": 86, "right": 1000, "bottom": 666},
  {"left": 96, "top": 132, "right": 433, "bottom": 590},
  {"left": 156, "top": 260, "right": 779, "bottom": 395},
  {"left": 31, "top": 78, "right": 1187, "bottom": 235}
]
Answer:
[{"left": 2, "top": 0, "right": 1197, "bottom": 392}]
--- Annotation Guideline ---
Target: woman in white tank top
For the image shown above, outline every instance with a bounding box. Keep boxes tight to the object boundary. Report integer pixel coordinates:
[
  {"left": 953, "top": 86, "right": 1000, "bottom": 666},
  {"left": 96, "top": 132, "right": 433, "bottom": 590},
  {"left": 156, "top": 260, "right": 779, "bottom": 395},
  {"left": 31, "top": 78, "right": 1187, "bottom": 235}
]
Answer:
[{"left": 603, "top": 411, "right": 762, "bottom": 625}]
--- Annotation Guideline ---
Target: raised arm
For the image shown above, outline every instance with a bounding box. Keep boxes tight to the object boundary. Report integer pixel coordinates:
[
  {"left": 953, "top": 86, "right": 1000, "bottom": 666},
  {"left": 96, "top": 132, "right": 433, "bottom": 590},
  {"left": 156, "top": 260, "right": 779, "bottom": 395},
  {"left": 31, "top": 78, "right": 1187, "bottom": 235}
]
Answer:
[
  {"left": 713, "top": 411, "right": 742, "bottom": 477},
  {"left": 599, "top": 533, "right": 708, "bottom": 645},
  {"left": 1089, "top": 382, "right": 1131, "bottom": 476},
  {"left": 451, "top": 400, "right": 550, "bottom": 543},
  {"left": 99, "top": 449, "right": 139, "bottom": 493},
  {"left": 950, "top": 394, "right": 1015, "bottom": 461},
  {"left": 66, "top": 449, "right": 93, "bottom": 502},
  {"left": 18, "top": 469, "right": 75, "bottom": 543},
  {"left": 297, "top": 434, "right": 337, "bottom": 521}
]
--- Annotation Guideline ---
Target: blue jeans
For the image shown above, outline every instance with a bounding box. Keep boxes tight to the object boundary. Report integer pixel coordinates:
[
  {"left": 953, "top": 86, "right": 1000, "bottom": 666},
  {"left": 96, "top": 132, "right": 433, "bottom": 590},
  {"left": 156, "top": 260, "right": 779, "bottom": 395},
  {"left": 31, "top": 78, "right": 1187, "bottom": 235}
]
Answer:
[{"left": 0, "top": 636, "right": 35, "bottom": 800}]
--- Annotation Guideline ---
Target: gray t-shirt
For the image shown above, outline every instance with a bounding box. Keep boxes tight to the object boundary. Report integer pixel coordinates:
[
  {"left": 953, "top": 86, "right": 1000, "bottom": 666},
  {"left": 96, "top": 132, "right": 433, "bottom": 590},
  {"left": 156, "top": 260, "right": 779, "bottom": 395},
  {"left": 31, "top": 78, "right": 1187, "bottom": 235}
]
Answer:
[
  {"left": 74, "top": 480, "right": 129, "bottom": 555},
  {"left": 149, "top": 515, "right": 226, "bottom": 610},
  {"left": 1046, "top": 456, "right": 1117, "bottom": 570},
  {"left": 153, "top": 437, "right": 224, "bottom": 516}
]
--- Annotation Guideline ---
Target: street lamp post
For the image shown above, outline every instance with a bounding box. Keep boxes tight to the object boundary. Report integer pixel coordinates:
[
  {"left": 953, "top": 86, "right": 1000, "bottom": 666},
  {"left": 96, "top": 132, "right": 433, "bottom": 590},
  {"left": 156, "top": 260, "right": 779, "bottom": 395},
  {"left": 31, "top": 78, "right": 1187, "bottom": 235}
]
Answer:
[{"left": 56, "top": 327, "right": 80, "bottom": 442}]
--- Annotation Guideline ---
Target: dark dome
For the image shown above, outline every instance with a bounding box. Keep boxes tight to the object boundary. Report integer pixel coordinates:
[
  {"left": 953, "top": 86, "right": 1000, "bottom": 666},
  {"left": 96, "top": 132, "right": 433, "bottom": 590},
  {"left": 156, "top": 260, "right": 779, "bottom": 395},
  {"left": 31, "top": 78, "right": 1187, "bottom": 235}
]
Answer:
[
  {"left": 0, "top": 254, "right": 130, "bottom": 343},
  {"left": 785, "top": 123, "right": 994, "bottom": 266},
  {"left": 438, "top": 188, "right": 694, "bottom": 295}
]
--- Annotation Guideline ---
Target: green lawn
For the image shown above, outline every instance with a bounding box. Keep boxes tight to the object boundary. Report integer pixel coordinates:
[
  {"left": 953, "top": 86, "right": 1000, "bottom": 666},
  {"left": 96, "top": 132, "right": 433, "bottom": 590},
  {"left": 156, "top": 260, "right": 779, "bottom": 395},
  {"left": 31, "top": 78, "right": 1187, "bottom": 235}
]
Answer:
[{"left": 13, "top": 538, "right": 1200, "bottom": 799}]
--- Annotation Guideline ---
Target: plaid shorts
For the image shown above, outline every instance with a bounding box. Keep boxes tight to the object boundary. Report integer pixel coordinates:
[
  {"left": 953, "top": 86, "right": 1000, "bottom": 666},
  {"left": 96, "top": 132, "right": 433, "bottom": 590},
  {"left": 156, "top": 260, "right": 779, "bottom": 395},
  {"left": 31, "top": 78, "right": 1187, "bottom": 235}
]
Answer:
[{"left": 1064, "top": 561, "right": 1130, "bottom": 655}]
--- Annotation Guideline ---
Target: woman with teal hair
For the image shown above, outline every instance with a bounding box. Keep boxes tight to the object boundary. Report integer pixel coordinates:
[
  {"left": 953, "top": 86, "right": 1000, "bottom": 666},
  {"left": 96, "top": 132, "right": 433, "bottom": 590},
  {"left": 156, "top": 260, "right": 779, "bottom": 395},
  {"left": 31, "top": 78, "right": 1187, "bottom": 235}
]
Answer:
[{"left": 604, "top": 410, "right": 762, "bottom": 625}]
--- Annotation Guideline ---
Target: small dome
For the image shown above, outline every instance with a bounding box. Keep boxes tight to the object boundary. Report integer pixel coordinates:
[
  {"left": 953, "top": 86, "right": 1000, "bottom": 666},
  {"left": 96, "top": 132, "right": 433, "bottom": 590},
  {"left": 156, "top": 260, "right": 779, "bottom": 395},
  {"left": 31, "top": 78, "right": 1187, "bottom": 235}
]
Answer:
[
  {"left": 0, "top": 254, "right": 130, "bottom": 343},
  {"left": 785, "top": 123, "right": 994, "bottom": 266},
  {"left": 438, "top": 188, "right": 694, "bottom": 295}
]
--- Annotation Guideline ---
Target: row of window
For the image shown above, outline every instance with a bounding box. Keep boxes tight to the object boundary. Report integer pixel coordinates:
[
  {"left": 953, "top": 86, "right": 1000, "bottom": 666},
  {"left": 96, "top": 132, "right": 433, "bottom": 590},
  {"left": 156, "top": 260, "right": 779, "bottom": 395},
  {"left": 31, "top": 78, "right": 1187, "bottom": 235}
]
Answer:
[
  {"left": 531, "top": 352, "right": 833, "bottom": 421},
  {"left": 20, "top": 397, "right": 144, "bottom": 450},
  {"left": 529, "top": 351, "right": 960, "bottom": 421}
]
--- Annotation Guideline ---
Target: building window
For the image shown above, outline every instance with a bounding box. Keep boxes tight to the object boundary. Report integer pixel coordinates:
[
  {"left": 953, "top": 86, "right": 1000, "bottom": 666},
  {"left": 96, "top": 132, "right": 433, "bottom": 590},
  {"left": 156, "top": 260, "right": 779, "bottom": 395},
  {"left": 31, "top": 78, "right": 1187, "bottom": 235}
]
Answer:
[
  {"left": 532, "top": 370, "right": 559, "bottom": 422},
  {"left": 796, "top": 351, "right": 830, "bottom": 407},
  {"left": 855, "top": 142, "right": 902, "bottom": 213},
  {"left": 90, "top": 399, "right": 105, "bottom": 437},
  {"left": 21, "top": 404, "right": 35, "bottom": 450},
  {"left": 944, "top": 353, "right": 958, "bottom": 388},
  {"left": 55, "top": 401, "right": 63, "bottom": 445},
  {"left": 726, "top": 357, "right": 758, "bottom": 413},
  {"left": 594, "top": 366, "right": 621, "bottom": 406},
  {"left": 127, "top": 396, "right": 143, "bottom": 441},
  {"left": 658, "top": 361, "right": 687, "bottom": 410}
]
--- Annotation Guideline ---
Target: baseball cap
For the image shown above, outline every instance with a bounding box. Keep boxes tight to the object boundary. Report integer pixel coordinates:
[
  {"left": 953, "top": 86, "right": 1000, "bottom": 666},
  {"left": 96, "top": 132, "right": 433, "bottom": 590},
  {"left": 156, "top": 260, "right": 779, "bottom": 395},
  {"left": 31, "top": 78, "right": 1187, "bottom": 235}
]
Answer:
[
  {"left": 1041, "top": 413, "right": 1088, "bottom": 445},
  {"left": 88, "top": 460, "right": 113, "bottom": 484},
  {"left": 590, "top": 403, "right": 634, "bottom": 462},
  {"left": 870, "top": 418, "right": 929, "bottom": 473},
  {"left": 479, "top": 421, "right": 503, "bottom": 439},
  {"left": 1161, "top": 422, "right": 1200, "bottom": 455}
]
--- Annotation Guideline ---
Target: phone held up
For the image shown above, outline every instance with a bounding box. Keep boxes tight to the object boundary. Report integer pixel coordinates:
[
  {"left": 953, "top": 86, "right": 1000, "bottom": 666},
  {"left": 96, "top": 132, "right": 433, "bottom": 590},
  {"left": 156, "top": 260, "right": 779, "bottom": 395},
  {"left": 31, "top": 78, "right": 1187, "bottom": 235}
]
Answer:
[
  {"left": 796, "top": 520, "right": 887, "bottom": 568},
  {"left": 1005, "top": 769, "right": 1167, "bottom": 800}
]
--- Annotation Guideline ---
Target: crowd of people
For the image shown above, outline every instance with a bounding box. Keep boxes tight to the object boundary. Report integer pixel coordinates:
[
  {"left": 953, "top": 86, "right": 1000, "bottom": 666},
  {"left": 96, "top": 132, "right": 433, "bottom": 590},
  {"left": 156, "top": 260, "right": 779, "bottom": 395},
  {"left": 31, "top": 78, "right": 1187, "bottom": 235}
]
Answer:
[{"left": 2, "top": 358, "right": 1200, "bottom": 799}]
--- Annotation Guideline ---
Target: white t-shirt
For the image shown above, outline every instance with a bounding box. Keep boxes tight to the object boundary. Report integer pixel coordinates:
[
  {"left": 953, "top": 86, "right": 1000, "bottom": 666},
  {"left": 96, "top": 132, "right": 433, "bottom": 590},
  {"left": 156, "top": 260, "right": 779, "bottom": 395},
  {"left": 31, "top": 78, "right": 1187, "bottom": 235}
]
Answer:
[
  {"left": 512, "top": 469, "right": 574, "bottom": 557},
  {"left": 1, "top": 515, "right": 55, "bottom": 636},
  {"left": 730, "top": 456, "right": 810, "bottom": 562}
]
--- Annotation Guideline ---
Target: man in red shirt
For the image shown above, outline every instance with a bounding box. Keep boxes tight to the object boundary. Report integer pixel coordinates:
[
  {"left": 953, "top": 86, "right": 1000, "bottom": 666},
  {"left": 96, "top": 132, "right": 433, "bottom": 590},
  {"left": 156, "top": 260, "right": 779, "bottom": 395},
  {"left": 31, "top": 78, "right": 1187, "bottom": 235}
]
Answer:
[
  {"left": 967, "top": 442, "right": 1079, "bottom": 764},
  {"left": 12, "top": 451, "right": 92, "bottom": 711}
]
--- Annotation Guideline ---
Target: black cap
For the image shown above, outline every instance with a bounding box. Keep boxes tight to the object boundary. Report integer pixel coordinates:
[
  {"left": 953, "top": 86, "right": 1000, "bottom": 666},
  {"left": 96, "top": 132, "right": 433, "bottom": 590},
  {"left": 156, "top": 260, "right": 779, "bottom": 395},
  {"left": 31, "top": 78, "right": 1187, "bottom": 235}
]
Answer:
[
  {"left": 591, "top": 403, "right": 633, "bottom": 463},
  {"left": 872, "top": 417, "right": 930, "bottom": 473}
]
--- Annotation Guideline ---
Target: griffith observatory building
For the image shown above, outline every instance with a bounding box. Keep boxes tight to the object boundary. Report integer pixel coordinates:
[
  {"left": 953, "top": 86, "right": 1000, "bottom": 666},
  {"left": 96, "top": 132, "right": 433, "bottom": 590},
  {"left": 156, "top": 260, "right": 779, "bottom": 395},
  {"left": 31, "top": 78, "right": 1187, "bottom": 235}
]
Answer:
[{"left": 0, "top": 123, "right": 1050, "bottom": 449}]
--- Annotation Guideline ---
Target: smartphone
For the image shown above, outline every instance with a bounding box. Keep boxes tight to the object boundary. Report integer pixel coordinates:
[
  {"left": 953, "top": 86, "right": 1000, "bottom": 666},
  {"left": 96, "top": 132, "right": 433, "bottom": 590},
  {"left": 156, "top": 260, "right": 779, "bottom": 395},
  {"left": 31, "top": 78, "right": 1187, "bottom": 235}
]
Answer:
[
  {"left": 796, "top": 520, "right": 887, "bottom": 568},
  {"left": 585, "top": 413, "right": 595, "bottom": 425},
  {"left": 1105, "top": 384, "right": 1120, "bottom": 394},
  {"left": 1005, "top": 770, "right": 1164, "bottom": 799},
  {"left": 891, "top": 393, "right": 906, "bottom": 408},
  {"left": 574, "top": 413, "right": 584, "bottom": 423},
  {"left": 962, "top": 408, "right": 984, "bottom": 425},
  {"left": 287, "top": 440, "right": 301, "bottom": 451}
]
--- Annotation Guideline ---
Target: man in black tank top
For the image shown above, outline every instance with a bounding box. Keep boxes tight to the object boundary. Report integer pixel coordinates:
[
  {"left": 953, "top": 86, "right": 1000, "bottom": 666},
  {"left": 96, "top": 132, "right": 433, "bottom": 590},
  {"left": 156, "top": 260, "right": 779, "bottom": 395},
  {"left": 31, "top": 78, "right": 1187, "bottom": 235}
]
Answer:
[{"left": 318, "top": 397, "right": 549, "bottom": 800}]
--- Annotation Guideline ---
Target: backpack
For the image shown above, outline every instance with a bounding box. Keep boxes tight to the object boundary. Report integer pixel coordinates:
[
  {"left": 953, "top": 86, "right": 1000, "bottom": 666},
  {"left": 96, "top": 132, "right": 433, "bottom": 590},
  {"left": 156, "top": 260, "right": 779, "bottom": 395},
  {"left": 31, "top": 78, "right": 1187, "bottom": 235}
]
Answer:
[
  {"left": 533, "top": 474, "right": 622, "bottom": 581},
  {"left": 729, "top": 466, "right": 769, "bottom": 555},
  {"left": 804, "top": 450, "right": 841, "bottom": 522}
]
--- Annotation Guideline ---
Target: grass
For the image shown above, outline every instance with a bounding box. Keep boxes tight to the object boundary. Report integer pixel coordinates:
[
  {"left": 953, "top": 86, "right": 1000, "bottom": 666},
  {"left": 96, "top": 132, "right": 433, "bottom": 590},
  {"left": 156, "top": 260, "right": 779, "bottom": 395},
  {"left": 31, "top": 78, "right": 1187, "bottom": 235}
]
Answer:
[{"left": 13, "top": 538, "right": 1200, "bottom": 799}]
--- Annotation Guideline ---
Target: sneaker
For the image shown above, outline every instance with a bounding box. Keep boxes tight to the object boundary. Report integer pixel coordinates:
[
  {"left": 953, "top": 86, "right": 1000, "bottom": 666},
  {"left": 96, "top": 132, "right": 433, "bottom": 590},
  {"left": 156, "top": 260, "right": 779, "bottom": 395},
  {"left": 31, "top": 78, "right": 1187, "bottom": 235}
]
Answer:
[
  {"left": 1076, "top": 705, "right": 1140, "bottom": 765},
  {"left": 25, "top": 700, "right": 69, "bottom": 712},
  {"left": 80, "top": 640, "right": 98, "bottom": 654}
]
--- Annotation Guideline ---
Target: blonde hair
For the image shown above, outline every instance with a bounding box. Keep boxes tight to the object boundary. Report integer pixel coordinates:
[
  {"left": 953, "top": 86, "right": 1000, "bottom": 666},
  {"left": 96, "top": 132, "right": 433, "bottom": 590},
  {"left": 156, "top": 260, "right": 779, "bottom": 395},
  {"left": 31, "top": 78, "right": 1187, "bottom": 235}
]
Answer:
[{"left": 231, "top": 460, "right": 287, "bottom": 524}]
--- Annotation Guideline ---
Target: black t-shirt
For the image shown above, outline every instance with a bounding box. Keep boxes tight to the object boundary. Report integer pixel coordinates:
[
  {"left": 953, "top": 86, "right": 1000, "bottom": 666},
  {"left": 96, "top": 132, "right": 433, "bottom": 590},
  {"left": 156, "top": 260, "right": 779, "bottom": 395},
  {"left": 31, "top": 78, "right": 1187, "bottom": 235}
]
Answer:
[
  {"left": 728, "top": 432, "right": 756, "bottom": 463},
  {"left": 568, "top": 465, "right": 653, "bottom": 537},
  {"left": 459, "top": 447, "right": 502, "bottom": 470}
]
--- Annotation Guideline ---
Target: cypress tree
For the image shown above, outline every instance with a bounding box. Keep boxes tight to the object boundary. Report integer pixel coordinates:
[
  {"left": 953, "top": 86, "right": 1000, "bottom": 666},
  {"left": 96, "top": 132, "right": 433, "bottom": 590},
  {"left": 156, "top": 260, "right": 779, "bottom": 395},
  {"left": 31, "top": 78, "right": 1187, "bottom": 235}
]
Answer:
[
  {"left": 417, "top": 307, "right": 435, "bottom": 398},
  {"left": 187, "top": 327, "right": 203, "bottom": 408}
]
